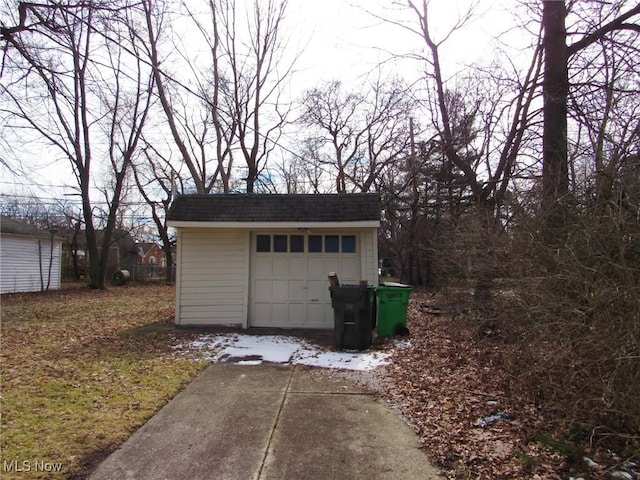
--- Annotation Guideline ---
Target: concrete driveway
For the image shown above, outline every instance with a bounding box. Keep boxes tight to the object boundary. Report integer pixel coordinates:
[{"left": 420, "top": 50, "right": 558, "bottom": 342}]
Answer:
[{"left": 89, "top": 363, "right": 441, "bottom": 480}]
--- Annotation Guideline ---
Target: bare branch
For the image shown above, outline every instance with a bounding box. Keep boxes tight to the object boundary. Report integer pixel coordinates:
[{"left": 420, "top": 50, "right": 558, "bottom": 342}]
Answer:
[{"left": 568, "top": 3, "right": 640, "bottom": 56}]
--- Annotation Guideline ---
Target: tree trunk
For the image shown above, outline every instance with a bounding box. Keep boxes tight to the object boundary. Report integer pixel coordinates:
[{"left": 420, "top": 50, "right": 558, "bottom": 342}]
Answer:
[
  {"left": 85, "top": 224, "right": 104, "bottom": 289},
  {"left": 542, "top": 0, "right": 569, "bottom": 242}
]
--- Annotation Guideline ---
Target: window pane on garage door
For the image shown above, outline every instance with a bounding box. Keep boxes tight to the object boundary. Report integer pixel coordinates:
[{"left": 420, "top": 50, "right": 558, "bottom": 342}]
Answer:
[
  {"left": 290, "top": 235, "right": 304, "bottom": 252},
  {"left": 309, "top": 235, "right": 322, "bottom": 252},
  {"left": 325, "top": 235, "right": 339, "bottom": 252},
  {"left": 342, "top": 235, "right": 356, "bottom": 253},
  {"left": 257, "top": 235, "right": 270, "bottom": 252},
  {"left": 274, "top": 235, "right": 288, "bottom": 252}
]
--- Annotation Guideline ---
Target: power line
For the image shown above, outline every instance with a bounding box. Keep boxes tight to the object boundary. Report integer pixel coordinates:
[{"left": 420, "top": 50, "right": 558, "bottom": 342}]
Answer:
[
  {"left": 0, "top": 180, "right": 77, "bottom": 189},
  {"left": 0, "top": 193, "right": 152, "bottom": 207}
]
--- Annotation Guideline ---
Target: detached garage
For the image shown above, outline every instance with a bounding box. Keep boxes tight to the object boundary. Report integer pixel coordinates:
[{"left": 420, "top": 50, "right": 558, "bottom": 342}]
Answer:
[
  {"left": 167, "top": 194, "right": 381, "bottom": 328},
  {"left": 0, "top": 215, "right": 62, "bottom": 294}
]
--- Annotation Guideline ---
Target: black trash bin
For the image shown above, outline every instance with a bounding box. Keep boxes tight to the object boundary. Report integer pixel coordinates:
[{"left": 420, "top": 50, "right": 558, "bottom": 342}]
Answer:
[{"left": 329, "top": 285, "right": 374, "bottom": 350}]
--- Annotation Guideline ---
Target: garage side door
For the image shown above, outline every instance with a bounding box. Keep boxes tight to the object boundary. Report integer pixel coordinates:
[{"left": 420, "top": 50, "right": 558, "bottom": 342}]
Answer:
[{"left": 250, "top": 233, "right": 360, "bottom": 328}]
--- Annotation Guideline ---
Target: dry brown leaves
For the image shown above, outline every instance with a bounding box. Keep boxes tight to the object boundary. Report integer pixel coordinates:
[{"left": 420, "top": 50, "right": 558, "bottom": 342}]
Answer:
[
  {"left": 2, "top": 284, "right": 636, "bottom": 479},
  {"left": 374, "top": 289, "right": 630, "bottom": 480}
]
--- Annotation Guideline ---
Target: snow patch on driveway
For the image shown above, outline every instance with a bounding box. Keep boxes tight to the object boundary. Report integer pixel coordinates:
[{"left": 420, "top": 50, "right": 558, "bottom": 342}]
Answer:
[{"left": 174, "top": 334, "right": 392, "bottom": 371}]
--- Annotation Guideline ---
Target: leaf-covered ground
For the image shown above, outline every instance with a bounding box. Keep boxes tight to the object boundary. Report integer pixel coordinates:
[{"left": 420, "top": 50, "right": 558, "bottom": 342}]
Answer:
[
  {"left": 0, "top": 284, "right": 208, "bottom": 480},
  {"left": 2, "top": 284, "right": 637, "bottom": 479},
  {"left": 376, "top": 289, "right": 639, "bottom": 480}
]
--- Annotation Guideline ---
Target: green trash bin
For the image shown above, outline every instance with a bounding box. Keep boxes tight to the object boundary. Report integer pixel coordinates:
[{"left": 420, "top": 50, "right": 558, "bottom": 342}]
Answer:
[{"left": 375, "top": 282, "right": 414, "bottom": 338}]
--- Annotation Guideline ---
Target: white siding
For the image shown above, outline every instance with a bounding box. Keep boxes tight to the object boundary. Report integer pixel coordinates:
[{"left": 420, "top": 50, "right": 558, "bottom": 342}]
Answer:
[
  {"left": 0, "top": 234, "right": 62, "bottom": 294},
  {"left": 175, "top": 229, "right": 249, "bottom": 326},
  {"left": 173, "top": 225, "right": 379, "bottom": 328},
  {"left": 360, "top": 228, "right": 379, "bottom": 286}
]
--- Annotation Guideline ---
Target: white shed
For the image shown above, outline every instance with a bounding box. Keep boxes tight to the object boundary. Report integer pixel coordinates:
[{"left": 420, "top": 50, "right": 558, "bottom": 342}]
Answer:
[
  {"left": 167, "top": 194, "right": 381, "bottom": 328},
  {"left": 0, "top": 216, "right": 63, "bottom": 294}
]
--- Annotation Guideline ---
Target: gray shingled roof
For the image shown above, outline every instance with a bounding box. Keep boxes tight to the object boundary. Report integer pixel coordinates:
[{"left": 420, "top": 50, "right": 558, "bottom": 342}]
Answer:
[
  {"left": 0, "top": 215, "right": 53, "bottom": 238},
  {"left": 167, "top": 194, "right": 381, "bottom": 223}
]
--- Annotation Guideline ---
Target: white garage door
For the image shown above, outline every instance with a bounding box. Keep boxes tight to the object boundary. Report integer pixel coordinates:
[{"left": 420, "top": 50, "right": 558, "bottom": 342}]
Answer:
[{"left": 250, "top": 232, "right": 361, "bottom": 328}]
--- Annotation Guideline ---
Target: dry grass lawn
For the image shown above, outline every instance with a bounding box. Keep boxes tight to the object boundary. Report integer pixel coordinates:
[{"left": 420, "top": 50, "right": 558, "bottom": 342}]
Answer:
[
  {"left": 0, "top": 283, "right": 208, "bottom": 479},
  {"left": 5, "top": 283, "right": 636, "bottom": 480}
]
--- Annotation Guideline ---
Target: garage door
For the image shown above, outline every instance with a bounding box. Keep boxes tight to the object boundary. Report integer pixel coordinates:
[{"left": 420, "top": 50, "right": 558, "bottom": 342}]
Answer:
[{"left": 250, "top": 232, "right": 361, "bottom": 328}]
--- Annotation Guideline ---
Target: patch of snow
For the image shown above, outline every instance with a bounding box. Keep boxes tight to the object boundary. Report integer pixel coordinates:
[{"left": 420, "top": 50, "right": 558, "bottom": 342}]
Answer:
[
  {"left": 214, "top": 335, "right": 302, "bottom": 364},
  {"left": 175, "top": 333, "right": 392, "bottom": 371},
  {"left": 583, "top": 457, "right": 599, "bottom": 469},
  {"left": 610, "top": 472, "right": 632, "bottom": 480},
  {"left": 391, "top": 339, "right": 412, "bottom": 349},
  {"left": 294, "top": 347, "right": 391, "bottom": 370}
]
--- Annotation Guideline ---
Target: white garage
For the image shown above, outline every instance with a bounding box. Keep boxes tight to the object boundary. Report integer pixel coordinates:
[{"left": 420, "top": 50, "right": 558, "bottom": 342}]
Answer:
[
  {"left": 167, "top": 194, "right": 380, "bottom": 329},
  {"left": 0, "top": 215, "right": 62, "bottom": 294}
]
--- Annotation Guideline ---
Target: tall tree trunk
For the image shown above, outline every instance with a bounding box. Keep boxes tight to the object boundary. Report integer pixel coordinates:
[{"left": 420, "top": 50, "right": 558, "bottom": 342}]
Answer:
[
  {"left": 540, "top": 1, "right": 640, "bottom": 242},
  {"left": 542, "top": 0, "right": 569, "bottom": 242}
]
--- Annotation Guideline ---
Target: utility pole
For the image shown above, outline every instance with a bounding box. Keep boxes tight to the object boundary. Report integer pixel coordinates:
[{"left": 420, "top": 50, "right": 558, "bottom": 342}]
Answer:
[{"left": 408, "top": 117, "right": 420, "bottom": 285}]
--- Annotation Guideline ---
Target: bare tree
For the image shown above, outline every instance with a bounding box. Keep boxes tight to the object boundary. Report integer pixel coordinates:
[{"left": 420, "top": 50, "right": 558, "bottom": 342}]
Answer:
[
  {"left": 140, "top": 0, "right": 236, "bottom": 194},
  {"left": 367, "top": 1, "right": 544, "bottom": 289},
  {"left": 541, "top": 0, "right": 640, "bottom": 239},
  {"left": 1, "top": 1, "right": 155, "bottom": 289},
  {"left": 299, "top": 77, "right": 413, "bottom": 193},
  {"left": 140, "top": 0, "right": 295, "bottom": 194},
  {"left": 401, "top": 0, "right": 543, "bottom": 226},
  {"left": 131, "top": 145, "right": 176, "bottom": 283},
  {"left": 569, "top": 29, "right": 640, "bottom": 207},
  {"left": 212, "top": 0, "right": 295, "bottom": 193}
]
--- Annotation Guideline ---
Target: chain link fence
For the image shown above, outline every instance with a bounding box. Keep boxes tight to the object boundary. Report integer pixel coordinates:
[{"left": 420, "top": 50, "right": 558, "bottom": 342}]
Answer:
[{"left": 131, "top": 265, "right": 176, "bottom": 284}]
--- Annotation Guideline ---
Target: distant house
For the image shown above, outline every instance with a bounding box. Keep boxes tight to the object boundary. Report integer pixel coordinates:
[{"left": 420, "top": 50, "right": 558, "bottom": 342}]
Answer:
[
  {"left": 0, "top": 215, "right": 62, "bottom": 294},
  {"left": 167, "top": 194, "right": 381, "bottom": 328},
  {"left": 61, "top": 228, "right": 139, "bottom": 281},
  {"left": 137, "top": 242, "right": 165, "bottom": 266}
]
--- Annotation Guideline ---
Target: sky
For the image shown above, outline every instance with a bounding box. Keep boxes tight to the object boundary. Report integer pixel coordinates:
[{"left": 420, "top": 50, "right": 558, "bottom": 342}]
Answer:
[
  {"left": 289, "top": 0, "right": 522, "bottom": 85},
  {"left": 0, "top": 0, "right": 526, "bottom": 207}
]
